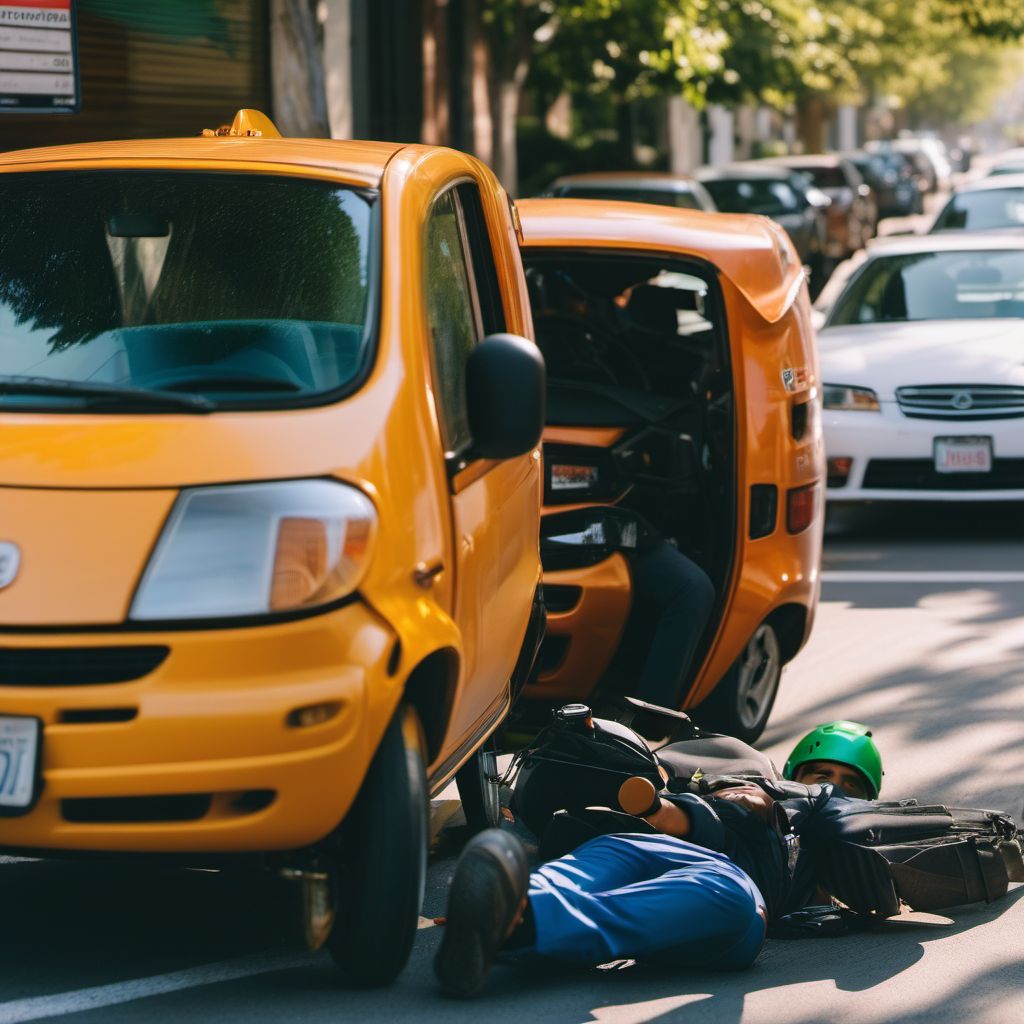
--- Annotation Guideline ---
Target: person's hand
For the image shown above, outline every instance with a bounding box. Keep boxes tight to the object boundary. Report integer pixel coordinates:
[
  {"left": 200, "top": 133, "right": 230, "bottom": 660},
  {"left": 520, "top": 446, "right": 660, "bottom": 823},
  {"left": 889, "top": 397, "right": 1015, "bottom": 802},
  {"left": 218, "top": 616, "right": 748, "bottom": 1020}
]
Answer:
[
  {"left": 712, "top": 784, "right": 775, "bottom": 822},
  {"left": 616, "top": 777, "right": 691, "bottom": 837}
]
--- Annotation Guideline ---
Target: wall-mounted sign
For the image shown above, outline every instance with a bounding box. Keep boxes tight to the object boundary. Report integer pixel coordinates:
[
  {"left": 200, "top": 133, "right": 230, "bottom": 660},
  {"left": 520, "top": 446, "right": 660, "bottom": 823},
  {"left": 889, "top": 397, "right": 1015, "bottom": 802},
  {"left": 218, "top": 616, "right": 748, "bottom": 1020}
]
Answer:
[{"left": 0, "top": 0, "right": 78, "bottom": 114}]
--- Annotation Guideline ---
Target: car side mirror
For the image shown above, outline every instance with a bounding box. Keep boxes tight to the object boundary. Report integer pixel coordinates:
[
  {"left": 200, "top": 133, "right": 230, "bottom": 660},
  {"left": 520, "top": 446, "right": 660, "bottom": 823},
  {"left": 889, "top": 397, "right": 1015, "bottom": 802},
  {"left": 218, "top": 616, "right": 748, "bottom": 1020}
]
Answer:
[{"left": 466, "top": 332, "right": 546, "bottom": 460}]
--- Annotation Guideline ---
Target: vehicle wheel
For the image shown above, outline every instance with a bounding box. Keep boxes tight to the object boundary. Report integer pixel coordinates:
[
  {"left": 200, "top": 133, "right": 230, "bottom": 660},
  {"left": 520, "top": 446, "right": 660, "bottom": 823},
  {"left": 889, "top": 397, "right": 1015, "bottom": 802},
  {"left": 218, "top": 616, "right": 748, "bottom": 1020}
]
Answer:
[
  {"left": 455, "top": 743, "right": 501, "bottom": 833},
  {"left": 693, "top": 622, "right": 782, "bottom": 744},
  {"left": 325, "top": 704, "right": 428, "bottom": 987}
]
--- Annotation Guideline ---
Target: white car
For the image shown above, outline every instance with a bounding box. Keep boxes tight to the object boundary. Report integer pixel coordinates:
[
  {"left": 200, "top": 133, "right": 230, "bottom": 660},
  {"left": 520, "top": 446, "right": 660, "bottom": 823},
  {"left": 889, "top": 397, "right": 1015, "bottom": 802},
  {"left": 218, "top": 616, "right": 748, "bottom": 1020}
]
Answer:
[
  {"left": 819, "top": 233, "right": 1024, "bottom": 501},
  {"left": 930, "top": 174, "right": 1024, "bottom": 233}
]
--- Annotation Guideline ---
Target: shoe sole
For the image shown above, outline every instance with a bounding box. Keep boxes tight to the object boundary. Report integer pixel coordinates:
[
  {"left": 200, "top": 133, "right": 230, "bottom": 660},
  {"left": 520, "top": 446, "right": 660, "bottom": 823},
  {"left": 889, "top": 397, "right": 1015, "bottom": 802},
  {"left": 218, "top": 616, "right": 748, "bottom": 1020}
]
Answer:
[{"left": 434, "top": 846, "right": 522, "bottom": 998}]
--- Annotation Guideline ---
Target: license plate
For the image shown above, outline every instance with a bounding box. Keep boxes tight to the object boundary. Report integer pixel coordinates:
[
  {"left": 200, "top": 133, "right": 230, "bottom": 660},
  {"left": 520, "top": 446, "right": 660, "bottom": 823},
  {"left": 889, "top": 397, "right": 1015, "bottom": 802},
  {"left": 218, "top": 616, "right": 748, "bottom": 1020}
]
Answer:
[
  {"left": 934, "top": 436, "right": 992, "bottom": 474},
  {"left": 0, "top": 716, "right": 40, "bottom": 812}
]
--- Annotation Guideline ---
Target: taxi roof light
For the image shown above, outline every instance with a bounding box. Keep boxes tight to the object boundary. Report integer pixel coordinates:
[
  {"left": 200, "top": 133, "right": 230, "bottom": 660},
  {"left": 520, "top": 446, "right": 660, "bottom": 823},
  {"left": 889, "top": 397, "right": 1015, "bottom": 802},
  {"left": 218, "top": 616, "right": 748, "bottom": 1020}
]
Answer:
[{"left": 201, "top": 108, "right": 282, "bottom": 140}]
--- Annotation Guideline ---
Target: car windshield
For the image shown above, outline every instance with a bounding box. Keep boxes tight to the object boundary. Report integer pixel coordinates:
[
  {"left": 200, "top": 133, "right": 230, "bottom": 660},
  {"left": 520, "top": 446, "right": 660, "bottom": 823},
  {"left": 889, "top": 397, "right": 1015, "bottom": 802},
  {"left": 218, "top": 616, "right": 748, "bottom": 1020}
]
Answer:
[
  {"left": 0, "top": 171, "right": 376, "bottom": 411},
  {"left": 802, "top": 166, "right": 847, "bottom": 189},
  {"left": 556, "top": 185, "right": 703, "bottom": 210},
  {"left": 932, "top": 189, "right": 1024, "bottom": 231},
  {"left": 701, "top": 177, "right": 801, "bottom": 215},
  {"left": 828, "top": 250, "right": 1024, "bottom": 325}
]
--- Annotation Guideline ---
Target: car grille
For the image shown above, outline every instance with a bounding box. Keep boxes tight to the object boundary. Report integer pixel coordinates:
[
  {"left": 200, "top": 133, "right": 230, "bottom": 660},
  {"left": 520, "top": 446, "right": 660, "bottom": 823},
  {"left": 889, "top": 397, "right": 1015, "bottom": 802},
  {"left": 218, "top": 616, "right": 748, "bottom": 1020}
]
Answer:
[
  {"left": 0, "top": 646, "right": 169, "bottom": 686},
  {"left": 896, "top": 385, "right": 1024, "bottom": 420},
  {"left": 862, "top": 459, "right": 1024, "bottom": 490}
]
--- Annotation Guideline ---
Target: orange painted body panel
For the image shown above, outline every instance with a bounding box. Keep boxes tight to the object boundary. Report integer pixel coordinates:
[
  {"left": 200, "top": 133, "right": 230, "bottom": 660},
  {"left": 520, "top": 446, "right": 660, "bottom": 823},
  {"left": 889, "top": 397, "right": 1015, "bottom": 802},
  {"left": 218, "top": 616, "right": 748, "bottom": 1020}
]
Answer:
[
  {"left": 0, "top": 135, "right": 541, "bottom": 852},
  {"left": 544, "top": 425, "right": 629, "bottom": 448},
  {"left": 518, "top": 198, "right": 806, "bottom": 324},
  {"left": 0, "top": 488, "right": 175, "bottom": 625},
  {"left": 530, "top": 552, "right": 633, "bottom": 702},
  {"left": 0, "top": 604, "right": 388, "bottom": 852},
  {"left": 519, "top": 199, "right": 823, "bottom": 709}
]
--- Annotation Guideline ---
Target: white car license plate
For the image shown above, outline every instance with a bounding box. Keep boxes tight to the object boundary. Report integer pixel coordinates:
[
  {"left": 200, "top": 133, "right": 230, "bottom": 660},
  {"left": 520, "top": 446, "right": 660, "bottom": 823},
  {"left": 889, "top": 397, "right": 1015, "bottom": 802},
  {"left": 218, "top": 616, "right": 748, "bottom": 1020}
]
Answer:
[
  {"left": 934, "top": 436, "right": 992, "bottom": 474},
  {"left": 0, "top": 716, "right": 40, "bottom": 811}
]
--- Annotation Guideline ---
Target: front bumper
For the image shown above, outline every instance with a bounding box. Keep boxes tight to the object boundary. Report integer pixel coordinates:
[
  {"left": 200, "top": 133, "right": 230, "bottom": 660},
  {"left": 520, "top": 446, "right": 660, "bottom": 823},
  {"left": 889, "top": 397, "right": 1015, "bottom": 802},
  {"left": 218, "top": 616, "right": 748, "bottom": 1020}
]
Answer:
[
  {"left": 0, "top": 602, "right": 396, "bottom": 854},
  {"left": 824, "top": 404, "right": 1024, "bottom": 502}
]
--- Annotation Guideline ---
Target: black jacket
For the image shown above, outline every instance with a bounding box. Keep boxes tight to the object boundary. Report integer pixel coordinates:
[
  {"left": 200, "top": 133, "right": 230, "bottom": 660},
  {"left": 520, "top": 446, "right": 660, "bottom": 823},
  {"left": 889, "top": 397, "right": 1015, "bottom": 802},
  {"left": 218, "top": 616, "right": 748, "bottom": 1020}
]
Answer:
[{"left": 664, "top": 781, "right": 847, "bottom": 920}]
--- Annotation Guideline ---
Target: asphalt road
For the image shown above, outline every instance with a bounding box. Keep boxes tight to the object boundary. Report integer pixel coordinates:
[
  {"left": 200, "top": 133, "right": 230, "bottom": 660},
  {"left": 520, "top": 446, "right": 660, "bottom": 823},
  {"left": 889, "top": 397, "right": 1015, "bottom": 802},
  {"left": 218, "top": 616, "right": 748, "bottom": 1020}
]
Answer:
[{"left": 2, "top": 501, "right": 1023, "bottom": 1024}]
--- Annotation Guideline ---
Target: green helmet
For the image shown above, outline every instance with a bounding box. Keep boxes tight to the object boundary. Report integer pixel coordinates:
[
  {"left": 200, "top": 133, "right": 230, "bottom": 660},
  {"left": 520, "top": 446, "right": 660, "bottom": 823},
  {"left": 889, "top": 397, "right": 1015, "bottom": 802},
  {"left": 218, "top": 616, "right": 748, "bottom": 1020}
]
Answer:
[{"left": 783, "top": 720, "right": 883, "bottom": 798}]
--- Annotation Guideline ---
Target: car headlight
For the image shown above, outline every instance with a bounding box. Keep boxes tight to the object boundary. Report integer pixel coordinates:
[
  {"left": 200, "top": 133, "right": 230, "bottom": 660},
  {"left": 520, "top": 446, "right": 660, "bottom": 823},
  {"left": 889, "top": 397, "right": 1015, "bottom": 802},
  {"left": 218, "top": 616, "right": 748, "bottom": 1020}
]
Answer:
[
  {"left": 131, "top": 480, "right": 377, "bottom": 621},
  {"left": 822, "top": 384, "right": 880, "bottom": 412}
]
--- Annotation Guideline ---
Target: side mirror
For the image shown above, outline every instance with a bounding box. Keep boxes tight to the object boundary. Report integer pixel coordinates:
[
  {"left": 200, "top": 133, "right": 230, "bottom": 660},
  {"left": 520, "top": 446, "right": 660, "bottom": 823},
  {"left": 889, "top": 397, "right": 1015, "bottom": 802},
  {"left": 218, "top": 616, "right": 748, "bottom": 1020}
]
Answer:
[{"left": 466, "top": 332, "right": 546, "bottom": 460}]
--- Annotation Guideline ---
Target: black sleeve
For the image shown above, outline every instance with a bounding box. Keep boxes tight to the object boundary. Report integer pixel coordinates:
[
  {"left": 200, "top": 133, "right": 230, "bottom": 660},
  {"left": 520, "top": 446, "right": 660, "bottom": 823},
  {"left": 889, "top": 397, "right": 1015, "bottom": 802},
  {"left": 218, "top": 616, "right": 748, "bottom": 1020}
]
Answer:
[{"left": 663, "top": 792, "right": 727, "bottom": 850}]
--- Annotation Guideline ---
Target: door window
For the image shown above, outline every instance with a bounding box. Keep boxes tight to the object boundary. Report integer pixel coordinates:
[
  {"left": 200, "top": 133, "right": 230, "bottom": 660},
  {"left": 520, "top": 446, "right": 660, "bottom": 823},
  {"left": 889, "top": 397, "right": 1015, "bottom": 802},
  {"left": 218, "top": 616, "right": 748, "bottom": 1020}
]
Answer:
[{"left": 423, "top": 184, "right": 505, "bottom": 459}]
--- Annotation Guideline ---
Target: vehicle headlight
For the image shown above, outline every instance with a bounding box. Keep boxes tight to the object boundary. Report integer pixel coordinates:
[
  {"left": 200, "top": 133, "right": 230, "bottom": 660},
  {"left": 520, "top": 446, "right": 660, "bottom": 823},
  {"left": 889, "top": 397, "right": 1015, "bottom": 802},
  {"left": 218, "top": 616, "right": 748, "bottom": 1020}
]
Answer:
[
  {"left": 131, "top": 480, "right": 377, "bottom": 621},
  {"left": 822, "top": 384, "right": 880, "bottom": 412}
]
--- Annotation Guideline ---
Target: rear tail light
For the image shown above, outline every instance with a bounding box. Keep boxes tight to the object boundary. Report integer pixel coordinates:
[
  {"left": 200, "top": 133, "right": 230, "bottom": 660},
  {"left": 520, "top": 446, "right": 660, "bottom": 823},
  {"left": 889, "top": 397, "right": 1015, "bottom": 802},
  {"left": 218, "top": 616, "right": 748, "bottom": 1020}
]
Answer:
[
  {"left": 827, "top": 457, "right": 852, "bottom": 488},
  {"left": 786, "top": 483, "right": 819, "bottom": 534}
]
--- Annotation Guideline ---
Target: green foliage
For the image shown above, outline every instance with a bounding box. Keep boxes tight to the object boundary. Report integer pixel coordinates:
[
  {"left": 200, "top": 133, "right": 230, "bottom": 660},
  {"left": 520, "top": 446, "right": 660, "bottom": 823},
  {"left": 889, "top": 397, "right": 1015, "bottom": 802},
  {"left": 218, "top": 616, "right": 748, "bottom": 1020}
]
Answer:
[{"left": 496, "top": 0, "right": 1024, "bottom": 115}]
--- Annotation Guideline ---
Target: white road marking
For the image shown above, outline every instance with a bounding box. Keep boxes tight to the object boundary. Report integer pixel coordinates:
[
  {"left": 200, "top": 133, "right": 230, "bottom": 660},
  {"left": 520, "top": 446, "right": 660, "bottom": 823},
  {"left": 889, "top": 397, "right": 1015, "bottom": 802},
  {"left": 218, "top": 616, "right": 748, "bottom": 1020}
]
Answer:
[
  {"left": 0, "top": 951, "right": 316, "bottom": 1024},
  {"left": 822, "top": 570, "right": 1024, "bottom": 583}
]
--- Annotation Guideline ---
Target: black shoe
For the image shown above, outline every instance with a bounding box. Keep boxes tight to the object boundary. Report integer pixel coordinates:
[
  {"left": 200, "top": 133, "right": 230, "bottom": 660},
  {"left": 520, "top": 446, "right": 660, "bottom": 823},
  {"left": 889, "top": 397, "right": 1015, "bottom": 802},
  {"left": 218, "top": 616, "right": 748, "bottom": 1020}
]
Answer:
[{"left": 434, "top": 828, "right": 529, "bottom": 998}]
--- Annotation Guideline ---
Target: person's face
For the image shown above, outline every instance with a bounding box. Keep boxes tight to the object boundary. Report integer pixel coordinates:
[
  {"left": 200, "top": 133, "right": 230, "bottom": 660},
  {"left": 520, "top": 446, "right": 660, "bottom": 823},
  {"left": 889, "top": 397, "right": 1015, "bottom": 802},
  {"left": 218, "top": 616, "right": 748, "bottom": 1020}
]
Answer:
[{"left": 793, "top": 760, "right": 870, "bottom": 799}]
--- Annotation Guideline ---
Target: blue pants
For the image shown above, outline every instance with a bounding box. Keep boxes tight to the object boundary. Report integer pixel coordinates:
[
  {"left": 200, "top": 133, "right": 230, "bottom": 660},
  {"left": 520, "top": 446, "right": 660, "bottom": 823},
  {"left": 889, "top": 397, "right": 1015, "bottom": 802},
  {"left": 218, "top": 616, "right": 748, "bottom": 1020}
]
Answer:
[{"left": 527, "top": 834, "right": 766, "bottom": 969}]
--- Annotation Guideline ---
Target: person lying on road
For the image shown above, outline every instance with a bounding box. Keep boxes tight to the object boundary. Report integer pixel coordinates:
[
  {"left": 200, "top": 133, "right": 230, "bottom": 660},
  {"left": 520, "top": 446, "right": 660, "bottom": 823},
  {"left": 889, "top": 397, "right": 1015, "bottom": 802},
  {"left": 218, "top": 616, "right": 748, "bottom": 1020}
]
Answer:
[
  {"left": 435, "top": 733, "right": 1021, "bottom": 999},
  {"left": 434, "top": 780, "right": 823, "bottom": 998}
]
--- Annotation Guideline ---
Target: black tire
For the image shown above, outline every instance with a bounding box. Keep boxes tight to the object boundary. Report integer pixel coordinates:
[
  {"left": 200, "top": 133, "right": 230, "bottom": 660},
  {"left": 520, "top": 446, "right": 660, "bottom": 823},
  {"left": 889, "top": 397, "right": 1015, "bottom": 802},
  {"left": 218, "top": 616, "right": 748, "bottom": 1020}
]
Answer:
[
  {"left": 455, "top": 744, "right": 501, "bottom": 833},
  {"left": 692, "top": 622, "right": 782, "bottom": 744},
  {"left": 326, "top": 704, "right": 428, "bottom": 987}
]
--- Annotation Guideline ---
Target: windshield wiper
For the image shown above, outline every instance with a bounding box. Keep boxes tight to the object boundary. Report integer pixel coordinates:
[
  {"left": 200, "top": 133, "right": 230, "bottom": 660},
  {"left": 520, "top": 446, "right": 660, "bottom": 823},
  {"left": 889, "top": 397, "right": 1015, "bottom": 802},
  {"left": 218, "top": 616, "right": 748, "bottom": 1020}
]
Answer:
[{"left": 0, "top": 376, "right": 215, "bottom": 412}]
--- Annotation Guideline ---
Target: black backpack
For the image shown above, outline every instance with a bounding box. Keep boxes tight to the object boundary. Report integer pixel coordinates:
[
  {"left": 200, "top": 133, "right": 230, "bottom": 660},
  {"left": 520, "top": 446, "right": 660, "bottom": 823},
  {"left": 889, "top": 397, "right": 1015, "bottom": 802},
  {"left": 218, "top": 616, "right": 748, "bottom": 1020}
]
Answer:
[
  {"left": 807, "top": 799, "right": 1024, "bottom": 916},
  {"left": 509, "top": 705, "right": 664, "bottom": 836}
]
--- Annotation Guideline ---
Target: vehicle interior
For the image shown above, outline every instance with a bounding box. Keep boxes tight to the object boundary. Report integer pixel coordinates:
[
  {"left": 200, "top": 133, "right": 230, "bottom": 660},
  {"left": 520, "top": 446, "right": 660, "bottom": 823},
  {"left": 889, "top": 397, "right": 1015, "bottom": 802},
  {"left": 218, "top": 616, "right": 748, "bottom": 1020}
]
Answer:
[{"left": 522, "top": 251, "right": 736, "bottom": 701}]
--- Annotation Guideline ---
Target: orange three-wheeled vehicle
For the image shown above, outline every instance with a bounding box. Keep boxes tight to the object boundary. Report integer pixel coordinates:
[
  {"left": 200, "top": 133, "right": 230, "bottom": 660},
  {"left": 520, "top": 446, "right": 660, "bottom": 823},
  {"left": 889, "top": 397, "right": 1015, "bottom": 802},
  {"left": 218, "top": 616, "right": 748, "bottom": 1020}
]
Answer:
[{"left": 517, "top": 199, "right": 824, "bottom": 741}]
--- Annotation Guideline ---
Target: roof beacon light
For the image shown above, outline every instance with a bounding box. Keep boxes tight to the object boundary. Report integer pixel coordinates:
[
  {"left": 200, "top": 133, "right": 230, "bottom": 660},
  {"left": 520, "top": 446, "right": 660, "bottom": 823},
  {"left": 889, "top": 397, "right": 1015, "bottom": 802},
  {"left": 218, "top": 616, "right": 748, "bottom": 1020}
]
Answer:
[{"left": 201, "top": 109, "right": 282, "bottom": 140}]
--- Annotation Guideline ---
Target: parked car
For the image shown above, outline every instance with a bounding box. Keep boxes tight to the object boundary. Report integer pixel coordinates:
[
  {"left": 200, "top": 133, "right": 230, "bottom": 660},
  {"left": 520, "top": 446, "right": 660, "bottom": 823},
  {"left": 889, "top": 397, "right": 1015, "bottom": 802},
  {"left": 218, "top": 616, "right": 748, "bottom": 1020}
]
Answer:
[
  {"left": 930, "top": 174, "right": 1024, "bottom": 232},
  {"left": 0, "top": 109, "right": 547, "bottom": 986},
  {"left": 516, "top": 198, "right": 824, "bottom": 742},
  {"left": 985, "top": 147, "right": 1024, "bottom": 177},
  {"left": 540, "top": 171, "right": 716, "bottom": 211},
  {"left": 818, "top": 233, "right": 1024, "bottom": 501},
  {"left": 695, "top": 163, "right": 830, "bottom": 292},
  {"left": 769, "top": 154, "right": 875, "bottom": 258},
  {"left": 841, "top": 149, "right": 924, "bottom": 219},
  {"left": 867, "top": 139, "right": 951, "bottom": 193}
]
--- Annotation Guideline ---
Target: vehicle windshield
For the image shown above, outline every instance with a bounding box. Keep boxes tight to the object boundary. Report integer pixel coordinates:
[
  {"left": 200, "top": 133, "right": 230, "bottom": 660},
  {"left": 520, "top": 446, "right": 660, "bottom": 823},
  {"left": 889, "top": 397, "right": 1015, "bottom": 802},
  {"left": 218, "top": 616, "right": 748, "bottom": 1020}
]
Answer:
[
  {"left": 555, "top": 185, "right": 703, "bottom": 210},
  {"left": 828, "top": 250, "right": 1024, "bottom": 325},
  {"left": 932, "top": 189, "right": 1024, "bottom": 231},
  {"left": 0, "top": 171, "right": 376, "bottom": 411},
  {"left": 700, "top": 177, "right": 802, "bottom": 216},
  {"left": 801, "top": 166, "right": 847, "bottom": 190}
]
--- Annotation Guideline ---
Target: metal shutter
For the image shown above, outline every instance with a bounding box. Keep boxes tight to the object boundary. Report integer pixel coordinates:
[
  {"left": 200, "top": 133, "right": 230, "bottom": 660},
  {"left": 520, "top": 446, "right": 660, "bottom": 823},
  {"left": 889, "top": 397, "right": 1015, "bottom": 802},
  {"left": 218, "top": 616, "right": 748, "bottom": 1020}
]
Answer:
[{"left": 0, "top": 0, "right": 270, "bottom": 151}]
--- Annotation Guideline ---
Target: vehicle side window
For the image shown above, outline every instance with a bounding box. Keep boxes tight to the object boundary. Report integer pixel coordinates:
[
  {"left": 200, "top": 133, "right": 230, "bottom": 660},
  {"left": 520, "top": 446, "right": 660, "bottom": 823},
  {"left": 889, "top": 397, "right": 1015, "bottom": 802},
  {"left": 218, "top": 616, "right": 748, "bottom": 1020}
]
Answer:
[
  {"left": 455, "top": 183, "right": 507, "bottom": 335},
  {"left": 424, "top": 188, "right": 482, "bottom": 457}
]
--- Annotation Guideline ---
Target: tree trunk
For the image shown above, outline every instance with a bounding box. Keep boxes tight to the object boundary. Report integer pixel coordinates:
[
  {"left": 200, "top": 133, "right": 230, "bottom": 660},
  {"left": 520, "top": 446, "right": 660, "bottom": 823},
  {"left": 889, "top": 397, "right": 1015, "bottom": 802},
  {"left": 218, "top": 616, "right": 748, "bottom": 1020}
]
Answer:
[
  {"left": 795, "top": 94, "right": 829, "bottom": 155},
  {"left": 270, "top": 0, "right": 329, "bottom": 137},
  {"left": 467, "top": 0, "right": 493, "bottom": 163},
  {"left": 421, "top": 0, "right": 450, "bottom": 145},
  {"left": 492, "top": 72, "right": 527, "bottom": 192}
]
